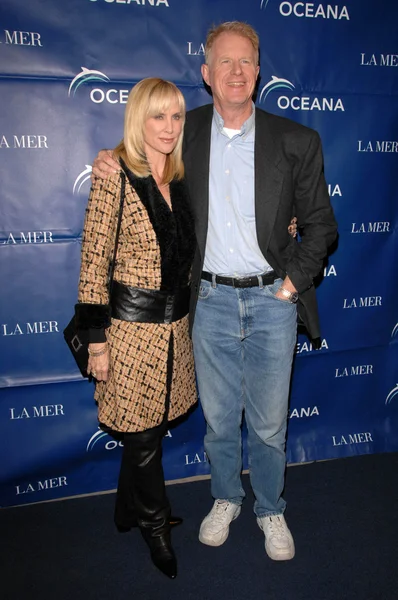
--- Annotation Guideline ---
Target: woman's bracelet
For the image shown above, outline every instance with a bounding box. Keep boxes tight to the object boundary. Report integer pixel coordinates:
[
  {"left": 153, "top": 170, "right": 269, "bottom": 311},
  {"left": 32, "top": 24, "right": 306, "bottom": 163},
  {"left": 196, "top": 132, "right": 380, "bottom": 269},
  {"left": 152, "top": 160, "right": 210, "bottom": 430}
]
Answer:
[{"left": 88, "top": 345, "right": 108, "bottom": 357}]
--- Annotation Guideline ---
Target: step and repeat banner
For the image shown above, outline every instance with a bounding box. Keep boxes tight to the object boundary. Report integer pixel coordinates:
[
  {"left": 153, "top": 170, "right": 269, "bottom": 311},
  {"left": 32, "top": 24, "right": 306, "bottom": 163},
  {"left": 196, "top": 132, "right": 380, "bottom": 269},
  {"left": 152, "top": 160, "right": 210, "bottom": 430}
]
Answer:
[{"left": 1, "top": 0, "right": 397, "bottom": 507}]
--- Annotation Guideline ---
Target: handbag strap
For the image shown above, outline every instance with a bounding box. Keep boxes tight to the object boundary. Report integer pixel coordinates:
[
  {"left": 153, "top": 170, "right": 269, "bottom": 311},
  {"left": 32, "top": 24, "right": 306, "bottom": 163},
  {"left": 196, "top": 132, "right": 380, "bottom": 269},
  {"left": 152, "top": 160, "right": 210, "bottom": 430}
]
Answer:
[{"left": 108, "top": 170, "right": 126, "bottom": 296}]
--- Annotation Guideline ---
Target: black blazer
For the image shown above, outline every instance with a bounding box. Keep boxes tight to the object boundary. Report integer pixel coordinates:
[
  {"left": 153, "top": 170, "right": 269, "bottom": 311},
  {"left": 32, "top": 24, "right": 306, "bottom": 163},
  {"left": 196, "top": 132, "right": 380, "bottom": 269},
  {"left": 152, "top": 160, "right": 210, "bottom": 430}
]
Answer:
[{"left": 182, "top": 104, "right": 337, "bottom": 342}]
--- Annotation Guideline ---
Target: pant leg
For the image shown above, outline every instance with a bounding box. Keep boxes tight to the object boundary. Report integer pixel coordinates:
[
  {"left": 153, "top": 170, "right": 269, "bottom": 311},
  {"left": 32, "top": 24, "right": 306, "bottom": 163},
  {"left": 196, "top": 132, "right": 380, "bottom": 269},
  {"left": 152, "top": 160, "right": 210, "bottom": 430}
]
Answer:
[
  {"left": 192, "top": 279, "right": 245, "bottom": 505},
  {"left": 242, "top": 280, "right": 297, "bottom": 517}
]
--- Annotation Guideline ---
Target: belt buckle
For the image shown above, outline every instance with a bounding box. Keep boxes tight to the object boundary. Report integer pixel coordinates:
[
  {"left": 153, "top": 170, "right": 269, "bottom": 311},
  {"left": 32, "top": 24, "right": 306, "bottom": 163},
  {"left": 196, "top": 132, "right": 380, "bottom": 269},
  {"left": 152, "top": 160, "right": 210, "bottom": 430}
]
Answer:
[{"left": 233, "top": 276, "right": 246, "bottom": 288}]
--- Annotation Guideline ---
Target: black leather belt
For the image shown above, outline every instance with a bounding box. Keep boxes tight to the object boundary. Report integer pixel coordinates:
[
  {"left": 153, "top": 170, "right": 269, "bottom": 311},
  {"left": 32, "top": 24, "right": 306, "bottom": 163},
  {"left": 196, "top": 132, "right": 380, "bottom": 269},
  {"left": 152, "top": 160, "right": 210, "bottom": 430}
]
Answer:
[
  {"left": 111, "top": 281, "right": 190, "bottom": 324},
  {"left": 201, "top": 270, "right": 278, "bottom": 288}
]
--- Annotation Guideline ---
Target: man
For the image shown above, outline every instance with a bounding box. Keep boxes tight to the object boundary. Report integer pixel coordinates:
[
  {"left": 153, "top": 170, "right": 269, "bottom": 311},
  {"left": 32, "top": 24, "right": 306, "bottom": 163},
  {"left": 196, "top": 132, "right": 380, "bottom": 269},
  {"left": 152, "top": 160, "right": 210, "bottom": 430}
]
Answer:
[{"left": 92, "top": 21, "right": 337, "bottom": 561}]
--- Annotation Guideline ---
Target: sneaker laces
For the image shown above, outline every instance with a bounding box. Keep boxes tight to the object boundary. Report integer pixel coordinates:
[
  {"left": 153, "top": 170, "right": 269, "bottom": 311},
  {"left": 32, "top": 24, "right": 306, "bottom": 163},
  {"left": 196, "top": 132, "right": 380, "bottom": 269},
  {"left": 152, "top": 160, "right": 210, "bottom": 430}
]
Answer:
[
  {"left": 267, "top": 516, "right": 287, "bottom": 539},
  {"left": 209, "top": 500, "right": 231, "bottom": 524}
]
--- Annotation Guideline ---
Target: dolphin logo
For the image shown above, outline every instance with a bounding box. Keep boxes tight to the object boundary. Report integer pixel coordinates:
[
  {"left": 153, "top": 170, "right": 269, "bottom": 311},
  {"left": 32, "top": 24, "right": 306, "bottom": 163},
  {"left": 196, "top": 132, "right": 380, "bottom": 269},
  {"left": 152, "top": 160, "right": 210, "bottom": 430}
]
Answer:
[
  {"left": 73, "top": 165, "right": 92, "bottom": 195},
  {"left": 386, "top": 384, "right": 398, "bottom": 405},
  {"left": 68, "top": 67, "right": 110, "bottom": 97},
  {"left": 259, "top": 75, "right": 295, "bottom": 103},
  {"left": 86, "top": 428, "right": 109, "bottom": 452},
  {"left": 392, "top": 323, "right": 398, "bottom": 338},
  {"left": 260, "top": 0, "right": 271, "bottom": 9}
]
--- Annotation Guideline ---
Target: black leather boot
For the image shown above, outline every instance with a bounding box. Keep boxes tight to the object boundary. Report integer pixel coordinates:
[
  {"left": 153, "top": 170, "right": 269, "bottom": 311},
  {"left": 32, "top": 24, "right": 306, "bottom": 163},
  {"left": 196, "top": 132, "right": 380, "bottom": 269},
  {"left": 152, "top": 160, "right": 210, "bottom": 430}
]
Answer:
[
  {"left": 115, "top": 423, "right": 183, "bottom": 530},
  {"left": 140, "top": 527, "right": 177, "bottom": 579},
  {"left": 116, "top": 516, "right": 182, "bottom": 533},
  {"left": 116, "top": 426, "right": 178, "bottom": 579}
]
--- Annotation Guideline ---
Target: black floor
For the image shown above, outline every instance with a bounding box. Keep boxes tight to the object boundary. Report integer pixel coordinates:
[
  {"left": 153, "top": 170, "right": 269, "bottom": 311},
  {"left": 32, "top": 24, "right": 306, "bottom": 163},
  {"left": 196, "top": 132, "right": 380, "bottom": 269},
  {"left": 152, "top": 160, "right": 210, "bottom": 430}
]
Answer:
[{"left": 2, "top": 453, "right": 398, "bottom": 600}]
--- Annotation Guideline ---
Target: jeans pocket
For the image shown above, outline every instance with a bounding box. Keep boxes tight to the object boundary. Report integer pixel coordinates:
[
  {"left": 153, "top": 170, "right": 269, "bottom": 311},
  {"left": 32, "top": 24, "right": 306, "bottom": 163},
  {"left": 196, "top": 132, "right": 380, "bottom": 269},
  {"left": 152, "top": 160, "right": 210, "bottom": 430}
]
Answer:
[{"left": 198, "top": 280, "right": 213, "bottom": 300}]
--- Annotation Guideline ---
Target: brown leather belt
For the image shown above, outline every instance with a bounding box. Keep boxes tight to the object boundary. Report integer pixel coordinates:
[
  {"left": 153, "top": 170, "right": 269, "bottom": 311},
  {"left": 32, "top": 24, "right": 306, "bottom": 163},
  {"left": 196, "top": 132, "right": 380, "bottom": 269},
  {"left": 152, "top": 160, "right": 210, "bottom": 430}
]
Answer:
[{"left": 201, "top": 270, "right": 278, "bottom": 288}]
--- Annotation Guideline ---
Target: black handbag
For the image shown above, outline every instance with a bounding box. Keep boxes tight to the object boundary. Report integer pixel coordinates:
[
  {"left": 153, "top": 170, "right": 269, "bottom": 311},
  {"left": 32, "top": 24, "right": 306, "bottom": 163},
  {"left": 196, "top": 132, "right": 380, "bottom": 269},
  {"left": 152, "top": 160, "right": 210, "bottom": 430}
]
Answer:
[{"left": 63, "top": 171, "right": 126, "bottom": 377}]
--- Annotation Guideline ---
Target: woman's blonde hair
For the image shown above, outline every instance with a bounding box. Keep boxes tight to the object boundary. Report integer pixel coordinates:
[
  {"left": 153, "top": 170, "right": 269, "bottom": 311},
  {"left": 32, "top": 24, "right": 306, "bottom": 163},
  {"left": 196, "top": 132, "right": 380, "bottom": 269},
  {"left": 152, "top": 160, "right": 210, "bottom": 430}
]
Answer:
[{"left": 114, "top": 78, "right": 186, "bottom": 183}]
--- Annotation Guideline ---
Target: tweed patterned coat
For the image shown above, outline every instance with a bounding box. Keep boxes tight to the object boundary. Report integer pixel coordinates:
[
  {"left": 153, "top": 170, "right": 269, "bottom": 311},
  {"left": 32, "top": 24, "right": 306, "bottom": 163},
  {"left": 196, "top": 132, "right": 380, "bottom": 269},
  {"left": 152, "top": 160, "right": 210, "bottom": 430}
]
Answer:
[{"left": 78, "top": 166, "right": 197, "bottom": 432}]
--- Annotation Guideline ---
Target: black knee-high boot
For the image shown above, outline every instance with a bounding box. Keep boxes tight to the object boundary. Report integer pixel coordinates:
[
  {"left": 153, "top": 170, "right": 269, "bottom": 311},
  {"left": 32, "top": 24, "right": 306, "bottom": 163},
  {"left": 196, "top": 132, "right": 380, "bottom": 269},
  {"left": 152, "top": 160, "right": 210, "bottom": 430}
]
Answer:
[
  {"left": 115, "top": 334, "right": 177, "bottom": 578},
  {"left": 114, "top": 434, "right": 182, "bottom": 532},
  {"left": 114, "top": 441, "right": 138, "bottom": 530},
  {"left": 115, "top": 425, "right": 177, "bottom": 579}
]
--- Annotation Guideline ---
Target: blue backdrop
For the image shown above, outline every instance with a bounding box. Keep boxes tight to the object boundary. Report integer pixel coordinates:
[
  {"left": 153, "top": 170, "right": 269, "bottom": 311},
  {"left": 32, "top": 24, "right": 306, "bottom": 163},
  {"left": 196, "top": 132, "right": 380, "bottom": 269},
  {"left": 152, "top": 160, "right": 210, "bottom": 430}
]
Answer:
[{"left": 1, "top": 0, "right": 397, "bottom": 507}]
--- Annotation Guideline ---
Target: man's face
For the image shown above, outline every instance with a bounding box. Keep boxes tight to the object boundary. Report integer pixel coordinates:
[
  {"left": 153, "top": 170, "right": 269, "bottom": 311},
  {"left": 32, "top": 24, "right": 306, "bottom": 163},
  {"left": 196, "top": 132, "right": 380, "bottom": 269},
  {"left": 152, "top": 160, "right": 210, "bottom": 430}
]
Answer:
[{"left": 201, "top": 33, "right": 259, "bottom": 113}]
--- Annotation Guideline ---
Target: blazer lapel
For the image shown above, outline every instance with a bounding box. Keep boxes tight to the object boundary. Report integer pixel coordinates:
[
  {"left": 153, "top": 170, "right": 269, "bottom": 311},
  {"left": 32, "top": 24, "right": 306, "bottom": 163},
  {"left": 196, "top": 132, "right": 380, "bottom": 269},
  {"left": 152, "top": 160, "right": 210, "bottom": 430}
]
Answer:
[
  {"left": 184, "top": 108, "right": 212, "bottom": 256},
  {"left": 254, "top": 109, "right": 284, "bottom": 254}
]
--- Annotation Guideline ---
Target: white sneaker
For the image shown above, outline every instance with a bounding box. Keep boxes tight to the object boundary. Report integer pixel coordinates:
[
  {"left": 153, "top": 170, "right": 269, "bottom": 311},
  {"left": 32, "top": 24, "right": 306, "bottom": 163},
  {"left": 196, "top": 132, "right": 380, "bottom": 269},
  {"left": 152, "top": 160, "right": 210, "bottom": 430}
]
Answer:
[
  {"left": 199, "top": 500, "right": 241, "bottom": 546},
  {"left": 257, "top": 514, "right": 295, "bottom": 560}
]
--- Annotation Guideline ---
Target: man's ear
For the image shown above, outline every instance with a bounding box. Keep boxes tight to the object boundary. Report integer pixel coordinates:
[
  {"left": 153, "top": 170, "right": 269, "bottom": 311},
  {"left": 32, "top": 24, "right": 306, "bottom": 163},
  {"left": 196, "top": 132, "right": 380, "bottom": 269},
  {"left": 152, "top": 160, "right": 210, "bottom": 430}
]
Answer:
[{"left": 201, "top": 63, "right": 210, "bottom": 86}]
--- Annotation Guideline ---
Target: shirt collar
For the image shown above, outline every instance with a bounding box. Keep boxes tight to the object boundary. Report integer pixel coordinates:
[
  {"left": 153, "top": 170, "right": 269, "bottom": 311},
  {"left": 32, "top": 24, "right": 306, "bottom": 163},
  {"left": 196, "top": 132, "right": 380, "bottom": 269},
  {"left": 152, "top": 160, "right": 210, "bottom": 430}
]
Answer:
[{"left": 213, "top": 103, "right": 255, "bottom": 138}]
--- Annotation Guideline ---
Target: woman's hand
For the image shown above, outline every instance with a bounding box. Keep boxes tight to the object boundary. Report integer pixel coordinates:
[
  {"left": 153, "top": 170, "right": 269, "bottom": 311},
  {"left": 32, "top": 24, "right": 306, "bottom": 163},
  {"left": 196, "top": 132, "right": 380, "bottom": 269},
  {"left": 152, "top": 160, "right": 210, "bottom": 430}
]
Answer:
[
  {"left": 87, "top": 343, "right": 110, "bottom": 381},
  {"left": 288, "top": 217, "right": 298, "bottom": 238},
  {"left": 91, "top": 150, "right": 120, "bottom": 179}
]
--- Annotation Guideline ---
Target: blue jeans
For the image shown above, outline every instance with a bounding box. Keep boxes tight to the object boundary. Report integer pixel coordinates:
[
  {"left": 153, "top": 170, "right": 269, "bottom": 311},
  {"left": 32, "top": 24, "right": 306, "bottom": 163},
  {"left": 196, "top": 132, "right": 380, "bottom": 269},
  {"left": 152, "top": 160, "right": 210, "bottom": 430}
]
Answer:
[{"left": 192, "top": 277, "right": 297, "bottom": 517}]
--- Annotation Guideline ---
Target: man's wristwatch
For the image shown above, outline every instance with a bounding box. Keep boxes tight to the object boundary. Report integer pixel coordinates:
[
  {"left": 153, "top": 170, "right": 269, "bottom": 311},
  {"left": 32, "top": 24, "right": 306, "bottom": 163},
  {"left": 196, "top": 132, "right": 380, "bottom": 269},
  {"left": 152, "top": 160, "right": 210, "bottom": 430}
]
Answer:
[{"left": 278, "top": 286, "right": 299, "bottom": 303}]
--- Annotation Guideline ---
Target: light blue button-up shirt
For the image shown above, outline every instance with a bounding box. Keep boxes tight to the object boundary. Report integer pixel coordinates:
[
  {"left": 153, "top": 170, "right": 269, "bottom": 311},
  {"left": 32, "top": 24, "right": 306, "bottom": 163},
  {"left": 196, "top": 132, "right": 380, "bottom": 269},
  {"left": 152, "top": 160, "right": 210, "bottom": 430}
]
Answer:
[{"left": 203, "top": 106, "right": 273, "bottom": 276}]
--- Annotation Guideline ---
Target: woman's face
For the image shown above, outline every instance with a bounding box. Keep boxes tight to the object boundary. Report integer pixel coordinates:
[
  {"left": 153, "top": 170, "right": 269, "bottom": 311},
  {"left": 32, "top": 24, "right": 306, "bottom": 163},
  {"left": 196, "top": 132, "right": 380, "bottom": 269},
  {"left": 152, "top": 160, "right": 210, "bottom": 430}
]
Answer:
[{"left": 143, "top": 99, "right": 183, "bottom": 159}]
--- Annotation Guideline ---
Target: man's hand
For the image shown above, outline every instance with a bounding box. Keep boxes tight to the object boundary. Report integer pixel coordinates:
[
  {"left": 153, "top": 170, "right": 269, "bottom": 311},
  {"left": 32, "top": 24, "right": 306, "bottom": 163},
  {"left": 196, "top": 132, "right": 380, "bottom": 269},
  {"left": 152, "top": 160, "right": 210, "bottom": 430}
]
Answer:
[
  {"left": 288, "top": 217, "right": 297, "bottom": 238},
  {"left": 275, "top": 275, "right": 297, "bottom": 302},
  {"left": 92, "top": 149, "right": 120, "bottom": 180},
  {"left": 276, "top": 227, "right": 298, "bottom": 301}
]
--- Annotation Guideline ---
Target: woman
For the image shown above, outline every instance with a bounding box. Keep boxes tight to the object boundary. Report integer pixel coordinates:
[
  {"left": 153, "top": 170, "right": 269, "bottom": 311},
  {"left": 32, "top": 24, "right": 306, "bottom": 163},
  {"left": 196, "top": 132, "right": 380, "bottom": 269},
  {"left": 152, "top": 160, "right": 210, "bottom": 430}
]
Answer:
[{"left": 76, "top": 78, "right": 197, "bottom": 579}]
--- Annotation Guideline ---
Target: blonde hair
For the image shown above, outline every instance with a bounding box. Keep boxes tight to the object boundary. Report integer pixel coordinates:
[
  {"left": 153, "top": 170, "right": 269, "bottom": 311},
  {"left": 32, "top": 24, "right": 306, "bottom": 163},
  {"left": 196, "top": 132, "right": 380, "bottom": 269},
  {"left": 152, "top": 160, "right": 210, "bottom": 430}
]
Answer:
[
  {"left": 114, "top": 78, "right": 186, "bottom": 183},
  {"left": 205, "top": 21, "right": 260, "bottom": 66}
]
